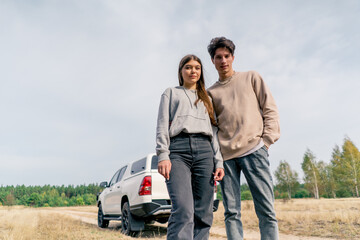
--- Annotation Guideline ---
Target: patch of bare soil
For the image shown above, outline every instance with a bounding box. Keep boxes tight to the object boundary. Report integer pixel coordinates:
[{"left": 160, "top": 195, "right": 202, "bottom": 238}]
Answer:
[{"left": 47, "top": 209, "right": 334, "bottom": 240}]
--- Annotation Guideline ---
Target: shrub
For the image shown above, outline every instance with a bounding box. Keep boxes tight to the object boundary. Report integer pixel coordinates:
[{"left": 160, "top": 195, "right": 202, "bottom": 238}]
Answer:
[
  {"left": 76, "top": 196, "right": 85, "bottom": 206},
  {"left": 241, "top": 190, "right": 252, "bottom": 200},
  {"left": 294, "top": 189, "right": 311, "bottom": 198},
  {"left": 83, "top": 194, "right": 96, "bottom": 205}
]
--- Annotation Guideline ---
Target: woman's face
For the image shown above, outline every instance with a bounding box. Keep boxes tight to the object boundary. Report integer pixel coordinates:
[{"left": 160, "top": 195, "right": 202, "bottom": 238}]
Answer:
[{"left": 181, "top": 59, "right": 201, "bottom": 90}]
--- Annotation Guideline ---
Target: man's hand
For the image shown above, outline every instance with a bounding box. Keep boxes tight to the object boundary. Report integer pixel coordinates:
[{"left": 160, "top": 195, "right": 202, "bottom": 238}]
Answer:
[
  {"left": 158, "top": 160, "right": 171, "bottom": 180},
  {"left": 214, "top": 168, "right": 225, "bottom": 181}
]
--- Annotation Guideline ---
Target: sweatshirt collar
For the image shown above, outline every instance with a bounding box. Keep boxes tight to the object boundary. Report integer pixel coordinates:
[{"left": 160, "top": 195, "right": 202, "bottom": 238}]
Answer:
[
  {"left": 181, "top": 86, "right": 197, "bottom": 93},
  {"left": 218, "top": 71, "right": 236, "bottom": 85}
]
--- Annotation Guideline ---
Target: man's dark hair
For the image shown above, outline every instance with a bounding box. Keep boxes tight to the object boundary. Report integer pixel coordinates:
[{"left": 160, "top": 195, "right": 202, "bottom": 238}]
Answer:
[{"left": 207, "top": 37, "right": 236, "bottom": 59}]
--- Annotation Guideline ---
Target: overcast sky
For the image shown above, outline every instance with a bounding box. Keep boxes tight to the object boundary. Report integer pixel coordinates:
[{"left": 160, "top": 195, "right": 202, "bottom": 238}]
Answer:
[{"left": 1, "top": 0, "right": 359, "bottom": 186}]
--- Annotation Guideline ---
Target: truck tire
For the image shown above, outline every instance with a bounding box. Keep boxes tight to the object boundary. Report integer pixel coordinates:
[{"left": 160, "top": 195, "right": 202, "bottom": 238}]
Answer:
[
  {"left": 98, "top": 203, "right": 109, "bottom": 228},
  {"left": 121, "top": 202, "right": 139, "bottom": 236}
]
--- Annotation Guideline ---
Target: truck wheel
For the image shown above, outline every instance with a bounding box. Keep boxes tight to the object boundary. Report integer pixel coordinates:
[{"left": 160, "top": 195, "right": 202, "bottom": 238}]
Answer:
[
  {"left": 121, "top": 202, "right": 138, "bottom": 236},
  {"left": 98, "top": 203, "right": 109, "bottom": 228}
]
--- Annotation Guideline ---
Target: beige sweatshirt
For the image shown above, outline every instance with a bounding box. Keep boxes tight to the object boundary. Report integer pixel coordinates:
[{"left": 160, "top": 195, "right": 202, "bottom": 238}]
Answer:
[{"left": 207, "top": 71, "right": 280, "bottom": 161}]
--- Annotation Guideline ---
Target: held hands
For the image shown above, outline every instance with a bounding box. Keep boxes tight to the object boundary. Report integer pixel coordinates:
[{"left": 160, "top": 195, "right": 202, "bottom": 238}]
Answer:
[
  {"left": 214, "top": 168, "right": 225, "bottom": 181},
  {"left": 158, "top": 160, "right": 171, "bottom": 180}
]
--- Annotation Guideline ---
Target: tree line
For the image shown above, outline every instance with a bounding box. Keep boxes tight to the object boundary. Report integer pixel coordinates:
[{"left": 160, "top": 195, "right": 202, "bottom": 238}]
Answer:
[
  {"left": 275, "top": 136, "right": 360, "bottom": 199},
  {"left": 0, "top": 184, "right": 102, "bottom": 207}
]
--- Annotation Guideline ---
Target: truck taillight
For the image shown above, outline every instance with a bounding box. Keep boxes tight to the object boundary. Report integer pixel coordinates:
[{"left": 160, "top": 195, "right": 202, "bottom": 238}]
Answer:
[{"left": 139, "top": 176, "right": 152, "bottom": 195}]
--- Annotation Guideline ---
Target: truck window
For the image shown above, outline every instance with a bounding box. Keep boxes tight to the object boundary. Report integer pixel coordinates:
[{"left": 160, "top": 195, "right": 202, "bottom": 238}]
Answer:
[
  {"left": 131, "top": 158, "right": 146, "bottom": 174},
  {"left": 109, "top": 170, "right": 120, "bottom": 187},
  {"left": 151, "top": 155, "right": 158, "bottom": 169},
  {"left": 117, "top": 166, "right": 127, "bottom": 182}
]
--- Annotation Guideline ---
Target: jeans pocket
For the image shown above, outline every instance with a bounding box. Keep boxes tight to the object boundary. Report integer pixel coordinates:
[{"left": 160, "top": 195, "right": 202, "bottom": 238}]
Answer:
[
  {"left": 169, "top": 138, "right": 181, "bottom": 150},
  {"left": 170, "top": 137, "right": 178, "bottom": 144},
  {"left": 261, "top": 145, "right": 269, "bottom": 157}
]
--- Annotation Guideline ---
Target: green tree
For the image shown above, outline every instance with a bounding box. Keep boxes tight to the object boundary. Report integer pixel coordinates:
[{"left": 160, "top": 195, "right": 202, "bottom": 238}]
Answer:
[
  {"left": 5, "top": 193, "right": 16, "bottom": 206},
  {"left": 317, "top": 161, "right": 336, "bottom": 198},
  {"left": 83, "top": 194, "right": 96, "bottom": 205},
  {"left": 27, "top": 193, "right": 41, "bottom": 207},
  {"left": 330, "top": 145, "right": 347, "bottom": 196},
  {"left": 332, "top": 137, "right": 360, "bottom": 197},
  {"left": 274, "top": 160, "right": 299, "bottom": 199},
  {"left": 302, "top": 149, "right": 320, "bottom": 199},
  {"left": 76, "top": 196, "right": 85, "bottom": 206}
]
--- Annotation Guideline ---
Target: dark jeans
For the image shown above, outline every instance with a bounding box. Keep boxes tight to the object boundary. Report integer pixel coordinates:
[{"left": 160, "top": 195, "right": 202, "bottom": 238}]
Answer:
[
  {"left": 221, "top": 146, "right": 279, "bottom": 240},
  {"left": 166, "top": 132, "right": 215, "bottom": 240}
]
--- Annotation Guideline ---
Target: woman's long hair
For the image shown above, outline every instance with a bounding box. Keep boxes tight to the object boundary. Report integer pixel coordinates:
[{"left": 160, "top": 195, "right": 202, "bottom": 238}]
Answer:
[{"left": 178, "top": 54, "right": 216, "bottom": 125}]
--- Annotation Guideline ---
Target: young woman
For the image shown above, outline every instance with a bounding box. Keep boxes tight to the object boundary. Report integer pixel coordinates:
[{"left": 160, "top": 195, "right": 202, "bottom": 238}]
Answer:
[{"left": 156, "top": 54, "right": 224, "bottom": 240}]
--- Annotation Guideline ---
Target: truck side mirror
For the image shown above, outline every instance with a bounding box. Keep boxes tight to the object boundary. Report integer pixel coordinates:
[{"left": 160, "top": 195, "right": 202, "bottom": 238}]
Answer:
[{"left": 100, "top": 181, "right": 108, "bottom": 188}]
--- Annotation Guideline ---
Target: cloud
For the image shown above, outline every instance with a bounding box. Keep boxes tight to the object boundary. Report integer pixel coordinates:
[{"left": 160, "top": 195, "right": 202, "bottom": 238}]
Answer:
[{"left": 0, "top": 0, "right": 359, "bottom": 185}]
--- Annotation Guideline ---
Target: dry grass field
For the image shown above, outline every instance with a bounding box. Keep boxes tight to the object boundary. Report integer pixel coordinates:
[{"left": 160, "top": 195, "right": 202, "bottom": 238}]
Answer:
[
  {"left": 0, "top": 198, "right": 359, "bottom": 240},
  {"left": 213, "top": 198, "right": 360, "bottom": 239},
  {"left": 0, "top": 206, "right": 166, "bottom": 240}
]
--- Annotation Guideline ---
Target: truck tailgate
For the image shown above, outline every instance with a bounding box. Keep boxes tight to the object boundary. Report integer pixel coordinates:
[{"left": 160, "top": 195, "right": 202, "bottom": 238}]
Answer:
[{"left": 151, "top": 171, "right": 170, "bottom": 200}]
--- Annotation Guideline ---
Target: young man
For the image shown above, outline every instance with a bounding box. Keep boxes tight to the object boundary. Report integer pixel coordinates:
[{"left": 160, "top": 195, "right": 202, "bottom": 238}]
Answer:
[{"left": 207, "top": 37, "right": 280, "bottom": 240}]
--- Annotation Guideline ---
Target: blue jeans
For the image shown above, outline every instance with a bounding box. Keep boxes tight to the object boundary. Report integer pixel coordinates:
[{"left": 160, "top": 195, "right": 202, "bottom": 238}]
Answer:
[
  {"left": 220, "top": 146, "right": 279, "bottom": 240},
  {"left": 166, "top": 132, "right": 215, "bottom": 240}
]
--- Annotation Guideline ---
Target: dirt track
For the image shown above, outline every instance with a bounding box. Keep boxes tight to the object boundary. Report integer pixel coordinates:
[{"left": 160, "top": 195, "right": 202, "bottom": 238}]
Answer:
[{"left": 47, "top": 209, "right": 334, "bottom": 240}]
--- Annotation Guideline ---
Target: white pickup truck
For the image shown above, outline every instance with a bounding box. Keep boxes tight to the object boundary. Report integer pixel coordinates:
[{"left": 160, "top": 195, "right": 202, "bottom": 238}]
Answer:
[{"left": 97, "top": 153, "right": 219, "bottom": 236}]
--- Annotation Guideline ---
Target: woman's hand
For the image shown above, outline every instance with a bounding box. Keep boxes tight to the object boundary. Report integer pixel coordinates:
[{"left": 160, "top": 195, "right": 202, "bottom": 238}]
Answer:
[
  {"left": 214, "top": 168, "right": 225, "bottom": 181},
  {"left": 158, "top": 160, "right": 172, "bottom": 180}
]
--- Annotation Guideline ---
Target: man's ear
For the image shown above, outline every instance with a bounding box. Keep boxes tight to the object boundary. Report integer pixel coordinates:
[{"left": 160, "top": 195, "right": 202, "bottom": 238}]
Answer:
[{"left": 211, "top": 58, "right": 215, "bottom": 64}]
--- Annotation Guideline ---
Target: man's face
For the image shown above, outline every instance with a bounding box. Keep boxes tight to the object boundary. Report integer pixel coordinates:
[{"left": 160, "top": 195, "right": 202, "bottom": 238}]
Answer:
[{"left": 212, "top": 47, "right": 234, "bottom": 77}]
